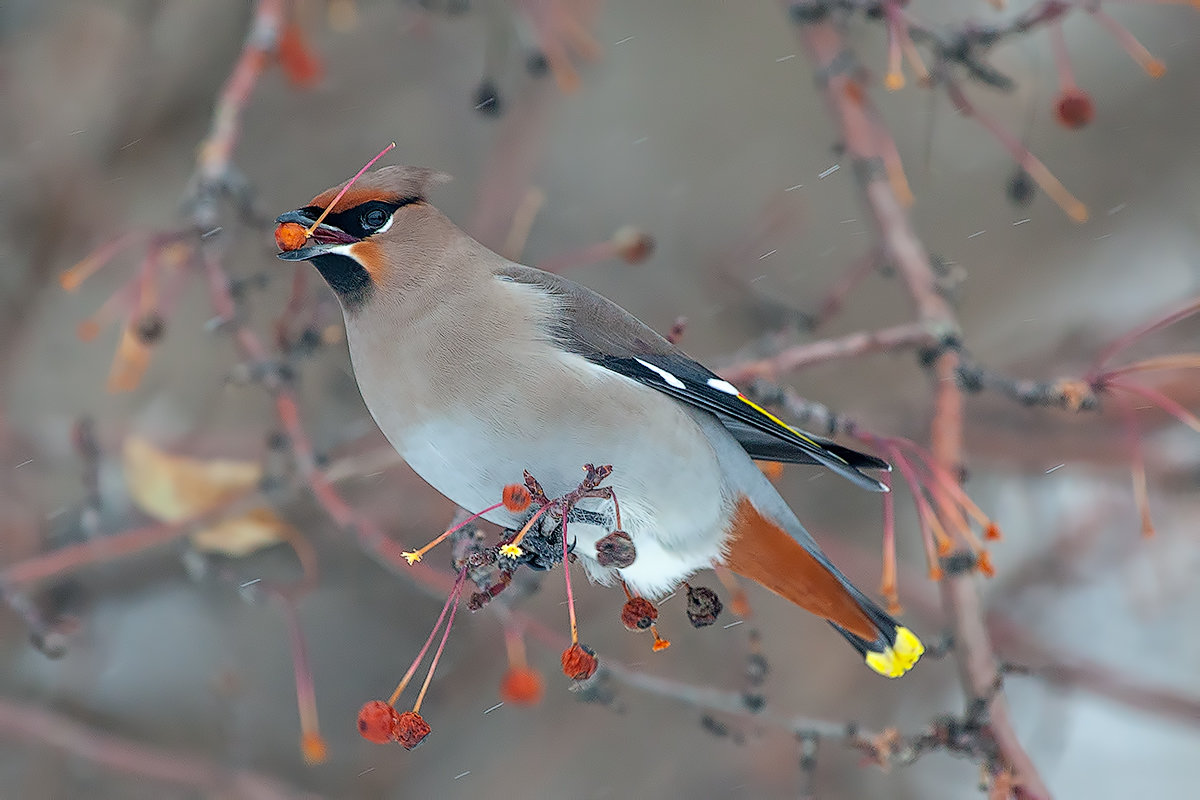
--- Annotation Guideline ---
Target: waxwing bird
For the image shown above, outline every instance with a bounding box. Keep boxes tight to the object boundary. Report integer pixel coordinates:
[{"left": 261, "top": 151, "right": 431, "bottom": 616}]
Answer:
[{"left": 276, "top": 165, "right": 923, "bottom": 677}]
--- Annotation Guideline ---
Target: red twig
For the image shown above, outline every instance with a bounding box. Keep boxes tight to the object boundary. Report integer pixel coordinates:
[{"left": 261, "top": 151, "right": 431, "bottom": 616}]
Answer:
[
  {"left": 195, "top": 0, "right": 286, "bottom": 188},
  {"left": 790, "top": 13, "right": 1050, "bottom": 798},
  {"left": 721, "top": 321, "right": 933, "bottom": 383},
  {"left": 988, "top": 614, "right": 1200, "bottom": 729},
  {"left": 0, "top": 697, "right": 317, "bottom": 800},
  {"left": 1089, "top": 296, "right": 1200, "bottom": 376},
  {"left": 0, "top": 491, "right": 258, "bottom": 590}
]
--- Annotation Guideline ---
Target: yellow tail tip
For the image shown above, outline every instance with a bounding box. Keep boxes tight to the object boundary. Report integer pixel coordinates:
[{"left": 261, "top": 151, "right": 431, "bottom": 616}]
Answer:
[{"left": 864, "top": 627, "right": 925, "bottom": 678}]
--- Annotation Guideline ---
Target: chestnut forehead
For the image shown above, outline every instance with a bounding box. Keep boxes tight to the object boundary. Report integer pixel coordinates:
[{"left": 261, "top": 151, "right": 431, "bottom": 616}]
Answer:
[{"left": 308, "top": 185, "right": 402, "bottom": 214}]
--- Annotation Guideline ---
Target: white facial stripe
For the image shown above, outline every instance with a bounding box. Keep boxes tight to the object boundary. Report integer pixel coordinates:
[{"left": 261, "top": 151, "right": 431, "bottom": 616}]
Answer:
[
  {"left": 374, "top": 214, "right": 394, "bottom": 235},
  {"left": 707, "top": 378, "right": 740, "bottom": 396},
  {"left": 635, "top": 358, "right": 686, "bottom": 390}
]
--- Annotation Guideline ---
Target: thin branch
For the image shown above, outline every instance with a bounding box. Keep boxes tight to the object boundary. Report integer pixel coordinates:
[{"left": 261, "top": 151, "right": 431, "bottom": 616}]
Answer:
[
  {"left": 0, "top": 697, "right": 317, "bottom": 800},
  {"left": 0, "top": 490, "right": 260, "bottom": 590},
  {"left": 788, "top": 10, "right": 1050, "bottom": 798},
  {"left": 721, "top": 321, "right": 933, "bottom": 383}
]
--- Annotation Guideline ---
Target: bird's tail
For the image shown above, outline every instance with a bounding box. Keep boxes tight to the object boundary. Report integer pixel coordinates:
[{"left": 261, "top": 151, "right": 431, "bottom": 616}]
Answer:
[
  {"left": 723, "top": 496, "right": 924, "bottom": 678},
  {"left": 827, "top": 584, "right": 924, "bottom": 678}
]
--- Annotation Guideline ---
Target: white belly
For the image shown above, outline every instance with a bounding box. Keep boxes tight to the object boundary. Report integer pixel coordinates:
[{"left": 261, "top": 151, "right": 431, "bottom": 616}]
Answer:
[{"left": 353, "top": 344, "right": 731, "bottom": 597}]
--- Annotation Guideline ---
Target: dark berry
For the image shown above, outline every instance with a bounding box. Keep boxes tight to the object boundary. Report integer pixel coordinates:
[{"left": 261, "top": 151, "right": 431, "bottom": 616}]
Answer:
[
  {"left": 595, "top": 530, "right": 636, "bottom": 568},
  {"left": 686, "top": 584, "right": 723, "bottom": 628}
]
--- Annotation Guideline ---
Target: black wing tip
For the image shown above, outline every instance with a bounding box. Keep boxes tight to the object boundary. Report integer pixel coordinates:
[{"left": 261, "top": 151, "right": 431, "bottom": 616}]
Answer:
[
  {"left": 848, "top": 468, "right": 890, "bottom": 493},
  {"left": 819, "top": 442, "right": 891, "bottom": 479}
]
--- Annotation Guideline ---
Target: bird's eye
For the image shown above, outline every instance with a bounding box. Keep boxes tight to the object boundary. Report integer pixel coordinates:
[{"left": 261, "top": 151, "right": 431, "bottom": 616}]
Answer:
[{"left": 362, "top": 208, "right": 389, "bottom": 230}]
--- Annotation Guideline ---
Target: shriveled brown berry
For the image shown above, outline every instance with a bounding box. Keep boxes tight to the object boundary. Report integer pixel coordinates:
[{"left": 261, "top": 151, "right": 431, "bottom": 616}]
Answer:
[
  {"left": 686, "top": 584, "right": 723, "bottom": 628},
  {"left": 502, "top": 483, "right": 532, "bottom": 512},
  {"left": 134, "top": 313, "right": 165, "bottom": 345},
  {"left": 394, "top": 710, "right": 432, "bottom": 750},
  {"left": 275, "top": 221, "right": 309, "bottom": 252},
  {"left": 620, "top": 596, "right": 659, "bottom": 631},
  {"left": 356, "top": 700, "right": 399, "bottom": 744},
  {"left": 500, "top": 666, "right": 544, "bottom": 706},
  {"left": 561, "top": 642, "right": 598, "bottom": 681},
  {"left": 1054, "top": 87, "right": 1094, "bottom": 129},
  {"left": 595, "top": 530, "right": 636, "bottom": 568},
  {"left": 612, "top": 226, "right": 656, "bottom": 264}
]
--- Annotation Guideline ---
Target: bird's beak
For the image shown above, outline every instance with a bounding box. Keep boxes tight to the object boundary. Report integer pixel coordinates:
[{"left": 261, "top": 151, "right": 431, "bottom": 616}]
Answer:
[{"left": 274, "top": 209, "right": 360, "bottom": 262}]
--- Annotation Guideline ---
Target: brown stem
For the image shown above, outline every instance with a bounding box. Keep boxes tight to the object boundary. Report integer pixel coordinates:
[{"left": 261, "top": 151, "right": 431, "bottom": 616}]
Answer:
[
  {"left": 721, "top": 321, "right": 933, "bottom": 383},
  {"left": 790, "top": 12, "right": 1050, "bottom": 798},
  {"left": 195, "top": 0, "right": 286, "bottom": 187},
  {"left": 0, "top": 697, "right": 316, "bottom": 800},
  {"left": 1, "top": 490, "right": 259, "bottom": 590}
]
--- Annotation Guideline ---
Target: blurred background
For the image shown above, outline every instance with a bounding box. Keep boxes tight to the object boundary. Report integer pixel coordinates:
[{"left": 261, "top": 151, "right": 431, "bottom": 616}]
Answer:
[{"left": 1, "top": 1, "right": 1198, "bottom": 798}]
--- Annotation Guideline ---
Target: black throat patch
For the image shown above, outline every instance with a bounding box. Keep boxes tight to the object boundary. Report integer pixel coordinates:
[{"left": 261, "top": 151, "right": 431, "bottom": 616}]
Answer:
[{"left": 310, "top": 252, "right": 373, "bottom": 312}]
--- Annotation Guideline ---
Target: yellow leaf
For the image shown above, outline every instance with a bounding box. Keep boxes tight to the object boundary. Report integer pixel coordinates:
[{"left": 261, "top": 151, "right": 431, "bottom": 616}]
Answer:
[
  {"left": 123, "top": 435, "right": 289, "bottom": 557},
  {"left": 189, "top": 507, "right": 293, "bottom": 557}
]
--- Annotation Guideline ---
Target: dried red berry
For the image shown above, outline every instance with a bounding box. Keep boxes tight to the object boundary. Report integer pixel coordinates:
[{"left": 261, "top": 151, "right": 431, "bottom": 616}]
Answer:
[
  {"left": 685, "top": 584, "right": 723, "bottom": 628},
  {"left": 502, "top": 484, "right": 532, "bottom": 512},
  {"left": 561, "top": 642, "right": 598, "bottom": 681},
  {"left": 394, "top": 710, "right": 432, "bottom": 750},
  {"left": 620, "top": 596, "right": 659, "bottom": 631},
  {"left": 612, "top": 226, "right": 656, "bottom": 264},
  {"left": 595, "top": 530, "right": 636, "bottom": 568},
  {"left": 275, "top": 222, "right": 309, "bottom": 252},
  {"left": 1054, "top": 88, "right": 1094, "bottom": 129},
  {"left": 356, "top": 700, "right": 399, "bottom": 744},
  {"left": 500, "top": 666, "right": 544, "bottom": 706}
]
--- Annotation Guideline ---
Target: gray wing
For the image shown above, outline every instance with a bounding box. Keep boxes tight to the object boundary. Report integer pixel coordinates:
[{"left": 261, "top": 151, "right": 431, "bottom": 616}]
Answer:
[{"left": 495, "top": 262, "right": 889, "bottom": 491}]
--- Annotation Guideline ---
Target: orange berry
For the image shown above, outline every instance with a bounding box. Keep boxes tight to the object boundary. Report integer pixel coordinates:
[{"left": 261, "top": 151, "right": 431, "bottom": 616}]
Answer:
[
  {"left": 502, "top": 484, "right": 532, "bottom": 512},
  {"left": 275, "top": 222, "right": 309, "bottom": 252},
  {"left": 620, "top": 597, "right": 659, "bottom": 631},
  {"left": 1054, "top": 88, "right": 1094, "bottom": 129},
  {"left": 394, "top": 710, "right": 431, "bottom": 750},
  {"left": 561, "top": 642, "right": 598, "bottom": 681},
  {"left": 499, "top": 666, "right": 544, "bottom": 706},
  {"left": 977, "top": 550, "right": 996, "bottom": 578},
  {"left": 985, "top": 522, "right": 1002, "bottom": 541},
  {"left": 356, "top": 700, "right": 399, "bottom": 744}
]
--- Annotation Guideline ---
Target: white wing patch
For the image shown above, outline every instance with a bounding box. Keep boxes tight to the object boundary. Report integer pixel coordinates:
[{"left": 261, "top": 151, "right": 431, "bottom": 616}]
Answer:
[
  {"left": 635, "top": 358, "right": 686, "bottom": 390},
  {"left": 706, "top": 378, "right": 740, "bottom": 396}
]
